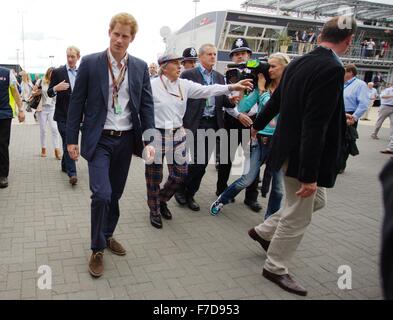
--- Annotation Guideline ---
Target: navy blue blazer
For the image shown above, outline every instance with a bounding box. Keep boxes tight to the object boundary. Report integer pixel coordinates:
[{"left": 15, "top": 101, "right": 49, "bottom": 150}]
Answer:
[
  {"left": 66, "top": 50, "right": 155, "bottom": 161},
  {"left": 47, "top": 65, "right": 72, "bottom": 122}
]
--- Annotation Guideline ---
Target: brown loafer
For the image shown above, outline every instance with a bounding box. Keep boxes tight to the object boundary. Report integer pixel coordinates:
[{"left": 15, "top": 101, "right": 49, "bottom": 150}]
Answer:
[
  {"left": 263, "top": 269, "right": 307, "bottom": 296},
  {"left": 89, "top": 251, "right": 104, "bottom": 278},
  {"left": 248, "top": 228, "right": 270, "bottom": 252},
  {"left": 380, "top": 149, "right": 393, "bottom": 155},
  {"left": 69, "top": 176, "right": 78, "bottom": 186},
  {"left": 106, "top": 237, "right": 126, "bottom": 256}
]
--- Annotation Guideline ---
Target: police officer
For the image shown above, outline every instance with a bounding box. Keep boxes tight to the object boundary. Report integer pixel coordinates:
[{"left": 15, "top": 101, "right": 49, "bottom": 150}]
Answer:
[
  {"left": 217, "top": 38, "right": 262, "bottom": 212},
  {"left": 181, "top": 47, "right": 198, "bottom": 70},
  {"left": 0, "top": 66, "right": 25, "bottom": 188}
]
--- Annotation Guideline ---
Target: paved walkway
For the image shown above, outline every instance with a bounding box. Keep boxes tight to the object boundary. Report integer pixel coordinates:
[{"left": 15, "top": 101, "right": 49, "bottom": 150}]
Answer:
[{"left": 0, "top": 107, "right": 391, "bottom": 300}]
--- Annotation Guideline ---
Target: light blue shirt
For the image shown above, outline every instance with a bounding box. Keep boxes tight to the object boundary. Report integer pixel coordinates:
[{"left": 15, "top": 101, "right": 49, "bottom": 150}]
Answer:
[
  {"left": 67, "top": 64, "right": 78, "bottom": 91},
  {"left": 344, "top": 77, "right": 370, "bottom": 121},
  {"left": 368, "top": 87, "right": 378, "bottom": 100},
  {"left": 198, "top": 65, "right": 216, "bottom": 118}
]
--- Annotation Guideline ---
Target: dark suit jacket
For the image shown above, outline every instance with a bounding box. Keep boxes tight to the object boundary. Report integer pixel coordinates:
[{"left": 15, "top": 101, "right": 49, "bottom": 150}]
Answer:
[
  {"left": 180, "top": 67, "right": 232, "bottom": 133},
  {"left": 253, "top": 46, "right": 346, "bottom": 188},
  {"left": 66, "top": 50, "right": 155, "bottom": 161},
  {"left": 380, "top": 158, "right": 393, "bottom": 299},
  {"left": 48, "top": 65, "right": 72, "bottom": 122}
]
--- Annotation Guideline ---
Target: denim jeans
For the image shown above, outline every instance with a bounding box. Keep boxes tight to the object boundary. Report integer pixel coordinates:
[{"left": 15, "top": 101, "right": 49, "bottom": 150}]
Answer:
[
  {"left": 219, "top": 140, "right": 263, "bottom": 205},
  {"left": 264, "top": 169, "right": 284, "bottom": 220},
  {"left": 219, "top": 138, "right": 284, "bottom": 217}
]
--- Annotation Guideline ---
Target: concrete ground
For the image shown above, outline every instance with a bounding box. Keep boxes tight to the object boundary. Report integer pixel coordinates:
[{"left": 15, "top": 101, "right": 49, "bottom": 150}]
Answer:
[{"left": 0, "top": 106, "right": 391, "bottom": 300}]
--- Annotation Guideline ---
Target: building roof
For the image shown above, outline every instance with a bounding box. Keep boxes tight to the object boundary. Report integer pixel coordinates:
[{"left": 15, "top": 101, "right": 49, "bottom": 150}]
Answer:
[{"left": 241, "top": 0, "right": 393, "bottom": 22}]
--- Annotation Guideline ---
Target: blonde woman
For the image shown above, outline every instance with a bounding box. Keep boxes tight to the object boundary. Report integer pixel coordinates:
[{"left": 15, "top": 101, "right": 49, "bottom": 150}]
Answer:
[
  {"left": 20, "top": 71, "right": 33, "bottom": 112},
  {"left": 210, "top": 53, "right": 290, "bottom": 217},
  {"left": 33, "top": 67, "right": 61, "bottom": 158}
]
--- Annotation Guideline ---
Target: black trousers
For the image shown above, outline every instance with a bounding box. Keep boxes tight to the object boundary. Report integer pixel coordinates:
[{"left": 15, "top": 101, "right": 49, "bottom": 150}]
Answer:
[
  {"left": 181, "top": 117, "right": 219, "bottom": 198},
  {"left": 0, "top": 118, "right": 12, "bottom": 178},
  {"left": 216, "top": 115, "right": 259, "bottom": 202},
  {"left": 340, "top": 111, "right": 358, "bottom": 172}
]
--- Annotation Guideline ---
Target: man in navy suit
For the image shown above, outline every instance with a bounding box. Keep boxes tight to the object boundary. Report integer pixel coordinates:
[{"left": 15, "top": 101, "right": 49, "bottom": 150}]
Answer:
[
  {"left": 48, "top": 46, "right": 80, "bottom": 185},
  {"left": 66, "top": 13, "right": 155, "bottom": 278}
]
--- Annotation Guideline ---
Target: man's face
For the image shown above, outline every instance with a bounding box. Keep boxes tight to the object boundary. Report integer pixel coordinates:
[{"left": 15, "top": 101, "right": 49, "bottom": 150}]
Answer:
[
  {"left": 109, "top": 23, "right": 134, "bottom": 57},
  {"left": 231, "top": 51, "right": 251, "bottom": 63},
  {"left": 163, "top": 60, "right": 182, "bottom": 80},
  {"left": 67, "top": 50, "right": 80, "bottom": 69},
  {"left": 344, "top": 71, "right": 354, "bottom": 82},
  {"left": 149, "top": 64, "right": 158, "bottom": 75},
  {"left": 182, "top": 60, "right": 197, "bottom": 70},
  {"left": 199, "top": 46, "right": 217, "bottom": 69}
]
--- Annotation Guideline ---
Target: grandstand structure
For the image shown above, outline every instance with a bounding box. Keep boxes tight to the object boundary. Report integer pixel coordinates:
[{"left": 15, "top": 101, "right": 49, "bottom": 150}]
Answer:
[{"left": 163, "top": 0, "right": 393, "bottom": 84}]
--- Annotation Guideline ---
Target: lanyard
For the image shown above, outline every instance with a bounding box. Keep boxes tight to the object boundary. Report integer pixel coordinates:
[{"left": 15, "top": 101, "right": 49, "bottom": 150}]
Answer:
[
  {"left": 198, "top": 66, "right": 214, "bottom": 86},
  {"left": 344, "top": 77, "right": 357, "bottom": 90},
  {"left": 107, "top": 50, "right": 128, "bottom": 113},
  {"left": 160, "top": 76, "right": 183, "bottom": 101},
  {"left": 198, "top": 66, "right": 215, "bottom": 108}
]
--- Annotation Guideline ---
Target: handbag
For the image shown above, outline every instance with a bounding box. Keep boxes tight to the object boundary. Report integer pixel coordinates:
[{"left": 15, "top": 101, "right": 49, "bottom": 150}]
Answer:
[
  {"left": 27, "top": 79, "right": 42, "bottom": 110},
  {"left": 27, "top": 95, "right": 41, "bottom": 110}
]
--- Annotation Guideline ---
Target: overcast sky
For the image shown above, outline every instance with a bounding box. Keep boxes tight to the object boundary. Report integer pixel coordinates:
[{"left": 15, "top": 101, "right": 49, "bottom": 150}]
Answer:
[{"left": 2, "top": 0, "right": 392, "bottom": 73}]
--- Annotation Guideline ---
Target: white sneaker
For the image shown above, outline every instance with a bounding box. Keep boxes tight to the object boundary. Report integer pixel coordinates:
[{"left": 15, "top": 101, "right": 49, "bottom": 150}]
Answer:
[{"left": 210, "top": 198, "right": 224, "bottom": 216}]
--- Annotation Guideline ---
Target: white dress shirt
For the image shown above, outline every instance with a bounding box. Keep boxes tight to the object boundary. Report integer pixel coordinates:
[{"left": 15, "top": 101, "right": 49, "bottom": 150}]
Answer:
[
  {"left": 381, "top": 87, "right": 393, "bottom": 106},
  {"left": 151, "top": 75, "right": 231, "bottom": 129},
  {"left": 104, "top": 50, "right": 133, "bottom": 131}
]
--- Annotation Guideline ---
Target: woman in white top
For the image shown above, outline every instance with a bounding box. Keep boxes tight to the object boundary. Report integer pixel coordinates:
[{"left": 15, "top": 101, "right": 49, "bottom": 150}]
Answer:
[
  {"left": 20, "top": 71, "right": 33, "bottom": 112},
  {"left": 32, "top": 67, "right": 61, "bottom": 159},
  {"left": 145, "top": 53, "right": 252, "bottom": 229}
]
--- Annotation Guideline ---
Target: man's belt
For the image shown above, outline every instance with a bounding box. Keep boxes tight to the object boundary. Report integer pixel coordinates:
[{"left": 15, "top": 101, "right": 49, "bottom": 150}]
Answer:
[
  {"left": 102, "top": 129, "right": 131, "bottom": 137},
  {"left": 158, "top": 127, "right": 182, "bottom": 134},
  {"left": 201, "top": 115, "right": 216, "bottom": 120}
]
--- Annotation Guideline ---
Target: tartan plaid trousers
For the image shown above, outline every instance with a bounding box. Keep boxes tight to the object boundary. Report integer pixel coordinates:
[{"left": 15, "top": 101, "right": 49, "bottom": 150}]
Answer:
[{"left": 145, "top": 128, "right": 188, "bottom": 216}]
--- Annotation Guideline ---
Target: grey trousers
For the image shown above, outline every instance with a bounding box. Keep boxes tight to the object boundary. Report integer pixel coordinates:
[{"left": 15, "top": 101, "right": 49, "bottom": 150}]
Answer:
[
  {"left": 254, "top": 173, "right": 327, "bottom": 275},
  {"left": 373, "top": 105, "right": 393, "bottom": 150}
]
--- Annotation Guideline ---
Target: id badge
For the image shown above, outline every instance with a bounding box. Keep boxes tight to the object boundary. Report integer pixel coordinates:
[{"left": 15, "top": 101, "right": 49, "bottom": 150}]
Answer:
[{"left": 114, "top": 101, "right": 122, "bottom": 115}]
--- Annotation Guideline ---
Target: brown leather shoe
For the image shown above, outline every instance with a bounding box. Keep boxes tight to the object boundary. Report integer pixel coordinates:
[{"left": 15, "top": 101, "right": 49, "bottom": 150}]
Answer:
[
  {"left": 88, "top": 251, "right": 104, "bottom": 278},
  {"left": 248, "top": 228, "right": 270, "bottom": 252},
  {"left": 69, "top": 176, "right": 78, "bottom": 186},
  {"left": 381, "top": 149, "right": 393, "bottom": 155},
  {"left": 263, "top": 269, "right": 307, "bottom": 296},
  {"left": 106, "top": 237, "right": 126, "bottom": 256},
  {"left": 55, "top": 148, "right": 62, "bottom": 160}
]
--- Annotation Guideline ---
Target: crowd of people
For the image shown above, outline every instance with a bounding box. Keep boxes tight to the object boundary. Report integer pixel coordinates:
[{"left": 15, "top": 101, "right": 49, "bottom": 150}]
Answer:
[{"left": 1, "top": 12, "right": 393, "bottom": 298}]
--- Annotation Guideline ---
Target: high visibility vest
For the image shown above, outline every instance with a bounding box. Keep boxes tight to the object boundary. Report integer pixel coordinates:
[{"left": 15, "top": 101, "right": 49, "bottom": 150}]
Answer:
[{"left": 9, "top": 87, "right": 17, "bottom": 117}]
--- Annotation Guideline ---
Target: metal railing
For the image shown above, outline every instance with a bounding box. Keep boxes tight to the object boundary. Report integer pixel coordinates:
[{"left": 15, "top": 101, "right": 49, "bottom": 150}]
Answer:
[{"left": 276, "top": 41, "right": 393, "bottom": 62}]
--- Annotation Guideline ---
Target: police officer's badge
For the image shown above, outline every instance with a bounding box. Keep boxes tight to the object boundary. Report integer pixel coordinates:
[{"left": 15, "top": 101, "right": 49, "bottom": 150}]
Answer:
[
  {"left": 190, "top": 48, "right": 197, "bottom": 57},
  {"left": 235, "top": 38, "right": 244, "bottom": 48}
]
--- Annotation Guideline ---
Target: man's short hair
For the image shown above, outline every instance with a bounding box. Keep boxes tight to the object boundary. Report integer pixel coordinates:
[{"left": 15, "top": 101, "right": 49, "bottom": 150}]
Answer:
[
  {"left": 110, "top": 13, "right": 138, "bottom": 37},
  {"left": 199, "top": 44, "right": 216, "bottom": 55},
  {"left": 320, "top": 16, "right": 357, "bottom": 44},
  {"left": 344, "top": 64, "right": 357, "bottom": 76},
  {"left": 67, "top": 46, "right": 80, "bottom": 56}
]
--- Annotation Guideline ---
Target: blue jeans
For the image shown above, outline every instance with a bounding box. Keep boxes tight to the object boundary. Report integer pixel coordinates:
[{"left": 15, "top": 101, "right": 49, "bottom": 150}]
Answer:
[
  {"left": 219, "top": 138, "right": 284, "bottom": 217},
  {"left": 264, "top": 169, "right": 284, "bottom": 220},
  {"left": 219, "top": 140, "right": 263, "bottom": 205}
]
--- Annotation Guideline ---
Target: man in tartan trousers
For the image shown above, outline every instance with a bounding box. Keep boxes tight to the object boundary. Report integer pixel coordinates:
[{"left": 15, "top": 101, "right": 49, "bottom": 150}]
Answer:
[{"left": 146, "top": 52, "right": 253, "bottom": 229}]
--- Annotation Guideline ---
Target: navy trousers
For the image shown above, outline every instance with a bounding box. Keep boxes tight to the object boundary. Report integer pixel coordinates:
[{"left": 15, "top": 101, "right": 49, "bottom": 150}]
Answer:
[
  {"left": 57, "top": 121, "right": 77, "bottom": 177},
  {"left": 89, "top": 132, "right": 133, "bottom": 251}
]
